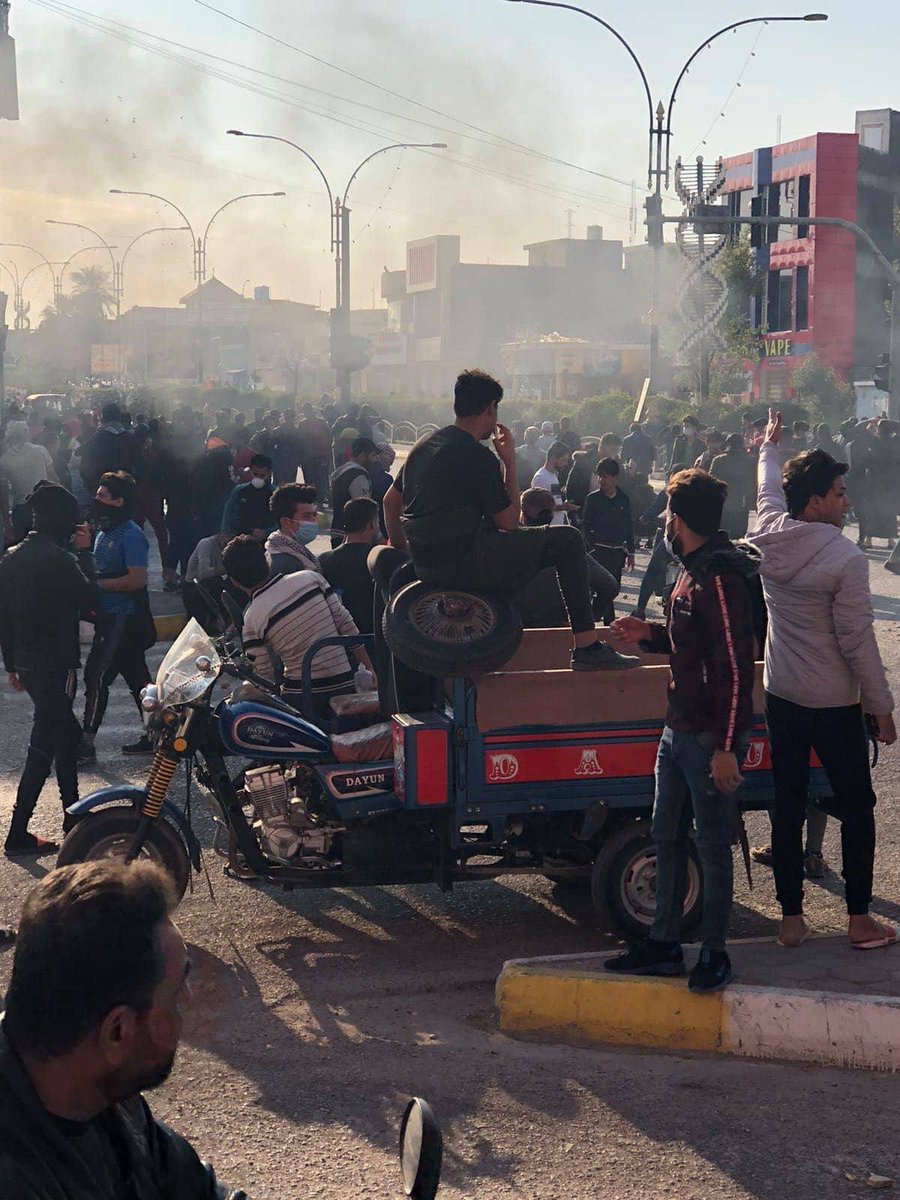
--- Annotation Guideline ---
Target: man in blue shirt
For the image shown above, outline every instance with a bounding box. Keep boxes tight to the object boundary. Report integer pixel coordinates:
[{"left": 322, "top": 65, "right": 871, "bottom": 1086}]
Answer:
[
  {"left": 80, "top": 471, "right": 154, "bottom": 762},
  {"left": 221, "top": 453, "right": 275, "bottom": 538}
]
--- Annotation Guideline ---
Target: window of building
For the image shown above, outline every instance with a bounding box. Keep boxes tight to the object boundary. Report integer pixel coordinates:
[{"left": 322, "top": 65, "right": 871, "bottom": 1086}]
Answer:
[
  {"left": 795, "top": 266, "right": 809, "bottom": 330},
  {"left": 797, "top": 175, "right": 810, "bottom": 238},
  {"left": 766, "top": 184, "right": 781, "bottom": 243},
  {"left": 767, "top": 268, "right": 794, "bottom": 332},
  {"left": 777, "top": 179, "right": 796, "bottom": 242}
]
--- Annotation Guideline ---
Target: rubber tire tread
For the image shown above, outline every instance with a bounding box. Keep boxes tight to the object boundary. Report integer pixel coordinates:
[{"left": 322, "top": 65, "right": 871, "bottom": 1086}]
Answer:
[
  {"left": 384, "top": 581, "right": 523, "bottom": 677},
  {"left": 57, "top": 807, "right": 191, "bottom": 902},
  {"left": 591, "top": 822, "right": 703, "bottom": 940}
]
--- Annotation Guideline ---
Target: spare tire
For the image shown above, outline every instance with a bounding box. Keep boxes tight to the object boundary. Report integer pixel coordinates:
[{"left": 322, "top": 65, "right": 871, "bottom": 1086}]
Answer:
[{"left": 384, "top": 581, "right": 523, "bottom": 677}]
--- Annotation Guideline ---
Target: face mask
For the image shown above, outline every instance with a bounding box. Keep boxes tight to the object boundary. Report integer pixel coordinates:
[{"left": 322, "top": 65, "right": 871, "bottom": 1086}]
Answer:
[
  {"left": 250, "top": 475, "right": 267, "bottom": 489},
  {"left": 293, "top": 521, "right": 319, "bottom": 545},
  {"left": 682, "top": 426, "right": 693, "bottom": 438},
  {"left": 663, "top": 518, "right": 683, "bottom": 560},
  {"left": 92, "top": 500, "right": 127, "bottom": 531}
]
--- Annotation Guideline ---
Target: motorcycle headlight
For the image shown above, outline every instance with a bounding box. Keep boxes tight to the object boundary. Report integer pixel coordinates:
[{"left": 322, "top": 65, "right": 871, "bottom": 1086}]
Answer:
[{"left": 141, "top": 685, "right": 161, "bottom": 713}]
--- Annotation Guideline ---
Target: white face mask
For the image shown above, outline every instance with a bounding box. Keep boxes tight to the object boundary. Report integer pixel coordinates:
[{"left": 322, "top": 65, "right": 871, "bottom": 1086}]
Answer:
[{"left": 250, "top": 476, "right": 267, "bottom": 489}]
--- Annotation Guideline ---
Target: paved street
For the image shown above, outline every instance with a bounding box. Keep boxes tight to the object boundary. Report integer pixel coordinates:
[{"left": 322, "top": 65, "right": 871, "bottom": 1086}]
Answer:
[{"left": 2, "top": 528, "right": 900, "bottom": 1199}]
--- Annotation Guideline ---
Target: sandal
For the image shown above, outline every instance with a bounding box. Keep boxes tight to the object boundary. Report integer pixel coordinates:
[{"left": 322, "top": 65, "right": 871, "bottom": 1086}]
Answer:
[{"left": 851, "top": 922, "right": 899, "bottom": 951}]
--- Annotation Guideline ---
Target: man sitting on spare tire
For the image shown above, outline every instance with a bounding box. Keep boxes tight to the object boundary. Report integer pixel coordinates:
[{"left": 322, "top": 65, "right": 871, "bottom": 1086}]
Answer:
[{"left": 382, "top": 368, "right": 638, "bottom": 671}]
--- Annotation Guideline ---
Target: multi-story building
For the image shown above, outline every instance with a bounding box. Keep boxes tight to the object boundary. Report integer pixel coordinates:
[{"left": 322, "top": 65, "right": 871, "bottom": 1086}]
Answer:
[
  {"left": 380, "top": 229, "right": 652, "bottom": 397},
  {"left": 720, "top": 108, "right": 900, "bottom": 403}
]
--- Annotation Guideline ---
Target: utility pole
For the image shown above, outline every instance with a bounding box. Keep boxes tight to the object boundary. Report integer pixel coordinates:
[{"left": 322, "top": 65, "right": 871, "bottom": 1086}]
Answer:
[
  {"left": 565, "top": 208, "right": 575, "bottom": 239},
  {"left": 338, "top": 202, "right": 352, "bottom": 406}
]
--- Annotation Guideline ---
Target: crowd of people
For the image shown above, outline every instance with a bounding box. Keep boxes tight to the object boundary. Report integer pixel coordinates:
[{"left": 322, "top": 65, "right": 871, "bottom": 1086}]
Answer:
[
  {"left": 0, "top": 390, "right": 394, "bottom": 857},
  {"left": 0, "top": 367, "right": 897, "bottom": 1193}
]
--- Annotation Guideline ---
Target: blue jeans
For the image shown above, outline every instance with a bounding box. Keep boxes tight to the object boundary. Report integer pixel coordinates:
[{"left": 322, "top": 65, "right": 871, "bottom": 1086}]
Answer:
[{"left": 650, "top": 726, "right": 746, "bottom": 952}]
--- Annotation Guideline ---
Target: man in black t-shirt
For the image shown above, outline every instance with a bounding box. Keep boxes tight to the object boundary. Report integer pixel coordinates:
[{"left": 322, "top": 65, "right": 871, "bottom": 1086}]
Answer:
[
  {"left": 383, "top": 369, "right": 638, "bottom": 671},
  {"left": 319, "top": 496, "right": 378, "bottom": 634}
]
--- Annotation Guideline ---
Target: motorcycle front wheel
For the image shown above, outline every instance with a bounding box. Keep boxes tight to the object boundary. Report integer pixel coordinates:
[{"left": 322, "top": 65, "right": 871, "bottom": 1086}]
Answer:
[{"left": 57, "top": 807, "right": 191, "bottom": 902}]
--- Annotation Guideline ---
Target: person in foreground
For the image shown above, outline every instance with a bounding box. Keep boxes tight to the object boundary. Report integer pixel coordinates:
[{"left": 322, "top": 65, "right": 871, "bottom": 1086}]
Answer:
[
  {"left": 607, "top": 469, "right": 759, "bottom": 993},
  {"left": 0, "top": 860, "right": 248, "bottom": 1198},
  {"left": 747, "top": 410, "right": 897, "bottom": 951},
  {"left": 383, "top": 369, "right": 638, "bottom": 671}
]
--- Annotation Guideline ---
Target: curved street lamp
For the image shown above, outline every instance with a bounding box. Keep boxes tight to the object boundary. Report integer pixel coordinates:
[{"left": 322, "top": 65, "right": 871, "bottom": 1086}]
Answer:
[
  {"left": 45, "top": 219, "right": 120, "bottom": 317},
  {"left": 504, "top": 1, "right": 828, "bottom": 384},
  {"left": 0, "top": 242, "right": 61, "bottom": 310},
  {"left": 109, "top": 188, "right": 285, "bottom": 381},
  {"left": 118, "top": 225, "right": 193, "bottom": 307},
  {"left": 225, "top": 130, "right": 447, "bottom": 402}
]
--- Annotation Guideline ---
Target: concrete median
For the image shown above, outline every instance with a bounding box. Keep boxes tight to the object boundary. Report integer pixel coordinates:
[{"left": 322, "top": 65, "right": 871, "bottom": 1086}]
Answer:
[{"left": 497, "top": 937, "right": 900, "bottom": 1071}]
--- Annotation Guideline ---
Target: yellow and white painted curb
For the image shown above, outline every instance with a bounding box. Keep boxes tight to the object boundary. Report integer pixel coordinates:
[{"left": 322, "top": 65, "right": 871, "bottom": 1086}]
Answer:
[{"left": 497, "top": 951, "right": 900, "bottom": 1071}]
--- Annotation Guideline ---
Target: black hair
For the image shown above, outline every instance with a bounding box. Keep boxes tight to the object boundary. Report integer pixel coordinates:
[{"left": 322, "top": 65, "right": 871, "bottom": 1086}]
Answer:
[
  {"left": 5, "top": 862, "right": 174, "bottom": 1060},
  {"left": 249, "top": 453, "right": 272, "bottom": 471},
  {"left": 725, "top": 433, "right": 744, "bottom": 453},
  {"left": 98, "top": 470, "right": 136, "bottom": 506},
  {"left": 270, "top": 483, "right": 317, "bottom": 523},
  {"left": 351, "top": 437, "right": 380, "bottom": 458},
  {"left": 782, "top": 449, "right": 848, "bottom": 519},
  {"left": 666, "top": 468, "right": 727, "bottom": 537},
  {"left": 222, "top": 535, "right": 269, "bottom": 589},
  {"left": 453, "top": 369, "right": 503, "bottom": 418},
  {"left": 597, "top": 456, "right": 620, "bottom": 477},
  {"left": 342, "top": 496, "right": 379, "bottom": 533},
  {"left": 100, "top": 401, "right": 120, "bottom": 424},
  {"left": 546, "top": 440, "right": 570, "bottom": 462}
]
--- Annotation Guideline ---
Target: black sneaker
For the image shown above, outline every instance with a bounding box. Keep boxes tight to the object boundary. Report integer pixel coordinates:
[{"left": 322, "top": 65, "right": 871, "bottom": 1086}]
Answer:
[
  {"left": 122, "top": 734, "right": 154, "bottom": 756},
  {"left": 604, "top": 938, "right": 685, "bottom": 977},
  {"left": 572, "top": 642, "right": 640, "bottom": 671},
  {"left": 4, "top": 833, "right": 59, "bottom": 858},
  {"left": 630, "top": 608, "right": 647, "bottom": 620},
  {"left": 77, "top": 739, "right": 96, "bottom": 765},
  {"left": 688, "top": 947, "right": 732, "bottom": 994}
]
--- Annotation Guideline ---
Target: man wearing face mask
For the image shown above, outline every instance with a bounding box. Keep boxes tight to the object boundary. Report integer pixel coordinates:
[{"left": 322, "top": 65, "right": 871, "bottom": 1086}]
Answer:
[
  {"left": 668, "top": 415, "right": 705, "bottom": 478},
  {"left": 80, "top": 471, "right": 154, "bottom": 763},
  {"left": 221, "top": 454, "right": 275, "bottom": 539},
  {"left": 0, "top": 483, "right": 96, "bottom": 856},
  {"left": 265, "top": 483, "right": 322, "bottom": 577},
  {"left": 609, "top": 469, "right": 759, "bottom": 992}
]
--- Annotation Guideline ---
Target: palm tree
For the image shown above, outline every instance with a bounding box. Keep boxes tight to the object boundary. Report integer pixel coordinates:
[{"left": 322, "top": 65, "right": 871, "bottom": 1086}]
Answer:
[{"left": 69, "top": 265, "right": 116, "bottom": 320}]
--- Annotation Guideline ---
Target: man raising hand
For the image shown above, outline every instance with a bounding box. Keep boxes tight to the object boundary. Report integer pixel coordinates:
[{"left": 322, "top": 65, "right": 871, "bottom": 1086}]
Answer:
[{"left": 748, "top": 408, "right": 896, "bottom": 950}]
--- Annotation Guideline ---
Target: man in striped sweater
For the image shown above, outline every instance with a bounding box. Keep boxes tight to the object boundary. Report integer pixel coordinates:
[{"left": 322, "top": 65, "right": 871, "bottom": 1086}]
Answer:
[
  {"left": 607, "top": 469, "right": 759, "bottom": 994},
  {"left": 222, "top": 536, "right": 374, "bottom": 723}
]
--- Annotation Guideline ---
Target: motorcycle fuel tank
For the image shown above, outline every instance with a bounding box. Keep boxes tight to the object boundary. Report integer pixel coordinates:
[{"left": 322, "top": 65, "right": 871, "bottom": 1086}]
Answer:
[{"left": 218, "top": 700, "right": 331, "bottom": 761}]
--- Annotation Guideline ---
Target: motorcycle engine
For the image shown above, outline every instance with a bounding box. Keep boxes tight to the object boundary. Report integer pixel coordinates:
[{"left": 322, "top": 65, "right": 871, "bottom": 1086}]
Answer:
[{"left": 243, "top": 764, "right": 338, "bottom": 865}]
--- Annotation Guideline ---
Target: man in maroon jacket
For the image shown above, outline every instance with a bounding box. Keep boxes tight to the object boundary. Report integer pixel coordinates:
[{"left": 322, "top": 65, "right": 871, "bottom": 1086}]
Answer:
[{"left": 607, "top": 469, "right": 760, "bottom": 993}]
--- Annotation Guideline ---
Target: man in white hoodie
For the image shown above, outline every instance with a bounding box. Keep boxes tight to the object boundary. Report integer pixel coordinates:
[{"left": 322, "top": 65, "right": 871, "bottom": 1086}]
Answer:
[{"left": 749, "top": 410, "right": 896, "bottom": 950}]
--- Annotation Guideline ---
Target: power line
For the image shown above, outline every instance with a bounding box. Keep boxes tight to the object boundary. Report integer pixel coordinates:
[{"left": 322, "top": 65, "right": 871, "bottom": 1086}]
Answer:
[
  {"left": 687, "top": 25, "right": 766, "bottom": 158},
  {"left": 193, "top": 0, "right": 633, "bottom": 189},
  {"left": 28, "top": 0, "right": 631, "bottom": 220}
]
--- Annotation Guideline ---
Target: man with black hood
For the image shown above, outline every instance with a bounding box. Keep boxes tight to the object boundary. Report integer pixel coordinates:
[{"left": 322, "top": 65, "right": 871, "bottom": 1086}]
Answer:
[
  {"left": 0, "top": 482, "right": 96, "bottom": 855},
  {"left": 80, "top": 471, "right": 154, "bottom": 763},
  {"left": 608, "top": 468, "right": 759, "bottom": 993}
]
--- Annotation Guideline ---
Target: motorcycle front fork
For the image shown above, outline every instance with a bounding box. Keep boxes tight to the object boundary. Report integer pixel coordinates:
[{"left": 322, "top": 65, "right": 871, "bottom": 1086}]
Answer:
[{"left": 125, "top": 713, "right": 193, "bottom": 862}]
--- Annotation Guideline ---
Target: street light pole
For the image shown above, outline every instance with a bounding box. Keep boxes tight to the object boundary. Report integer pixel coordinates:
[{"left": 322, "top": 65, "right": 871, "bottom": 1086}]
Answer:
[
  {"left": 505, "top": 2, "right": 827, "bottom": 392},
  {"left": 45, "top": 219, "right": 120, "bottom": 317},
  {"left": 226, "top": 129, "right": 445, "bottom": 405},
  {"left": 0, "top": 242, "right": 61, "bottom": 310},
  {"left": 117, "top": 226, "right": 192, "bottom": 308},
  {"left": 109, "top": 187, "right": 284, "bottom": 384},
  {"left": 336, "top": 142, "right": 446, "bottom": 405}
]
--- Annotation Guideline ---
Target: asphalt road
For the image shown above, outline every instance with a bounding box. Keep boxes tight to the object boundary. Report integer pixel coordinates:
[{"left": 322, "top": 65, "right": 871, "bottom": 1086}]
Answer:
[{"left": 1, "top": 527, "right": 900, "bottom": 1199}]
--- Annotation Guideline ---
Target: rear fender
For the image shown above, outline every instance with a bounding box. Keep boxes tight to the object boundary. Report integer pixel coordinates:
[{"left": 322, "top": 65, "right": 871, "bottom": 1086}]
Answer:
[{"left": 66, "top": 786, "right": 202, "bottom": 871}]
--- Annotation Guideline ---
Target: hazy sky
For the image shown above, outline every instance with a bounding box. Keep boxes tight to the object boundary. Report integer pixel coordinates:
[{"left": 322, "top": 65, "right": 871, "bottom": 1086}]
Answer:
[{"left": 2, "top": 1, "right": 894, "bottom": 319}]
